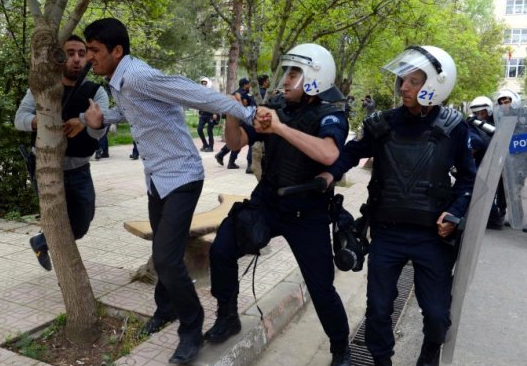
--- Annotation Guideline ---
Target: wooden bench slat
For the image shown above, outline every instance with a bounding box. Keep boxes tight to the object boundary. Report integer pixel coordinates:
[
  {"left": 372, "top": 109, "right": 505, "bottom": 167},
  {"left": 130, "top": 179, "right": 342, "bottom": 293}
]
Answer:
[{"left": 123, "top": 194, "right": 246, "bottom": 240}]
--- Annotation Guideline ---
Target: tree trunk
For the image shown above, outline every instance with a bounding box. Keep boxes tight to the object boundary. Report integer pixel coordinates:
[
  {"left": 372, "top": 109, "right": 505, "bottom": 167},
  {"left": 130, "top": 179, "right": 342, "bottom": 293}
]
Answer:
[
  {"left": 132, "top": 255, "right": 157, "bottom": 284},
  {"left": 226, "top": 0, "right": 242, "bottom": 94},
  {"left": 30, "top": 20, "right": 100, "bottom": 346}
]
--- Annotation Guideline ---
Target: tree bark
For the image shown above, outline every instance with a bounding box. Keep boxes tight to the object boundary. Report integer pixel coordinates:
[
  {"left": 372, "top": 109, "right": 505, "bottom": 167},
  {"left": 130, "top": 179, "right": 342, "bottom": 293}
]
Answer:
[
  {"left": 30, "top": 19, "right": 100, "bottom": 346},
  {"left": 226, "top": 0, "right": 242, "bottom": 94}
]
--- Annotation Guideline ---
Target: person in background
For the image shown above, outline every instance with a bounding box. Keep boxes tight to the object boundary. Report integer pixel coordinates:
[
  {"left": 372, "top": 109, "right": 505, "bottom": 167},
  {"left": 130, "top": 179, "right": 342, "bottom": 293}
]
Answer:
[
  {"left": 197, "top": 77, "right": 219, "bottom": 152},
  {"left": 362, "top": 94, "right": 376, "bottom": 116},
  {"left": 15, "top": 34, "right": 110, "bottom": 271},
  {"left": 215, "top": 78, "right": 256, "bottom": 169}
]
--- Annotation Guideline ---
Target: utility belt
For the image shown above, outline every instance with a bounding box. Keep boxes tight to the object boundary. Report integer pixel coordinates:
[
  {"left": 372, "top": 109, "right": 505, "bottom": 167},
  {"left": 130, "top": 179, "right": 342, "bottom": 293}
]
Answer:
[{"left": 64, "top": 163, "right": 90, "bottom": 175}]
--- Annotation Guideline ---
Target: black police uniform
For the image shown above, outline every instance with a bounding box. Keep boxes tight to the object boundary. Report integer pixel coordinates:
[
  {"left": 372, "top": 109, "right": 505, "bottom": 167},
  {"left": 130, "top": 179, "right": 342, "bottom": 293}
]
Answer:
[
  {"left": 209, "top": 96, "right": 351, "bottom": 354},
  {"left": 466, "top": 114, "right": 507, "bottom": 227},
  {"left": 327, "top": 105, "right": 476, "bottom": 361},
  {"left": 197, "top": 110, "right": 217, "bottom": 150}
]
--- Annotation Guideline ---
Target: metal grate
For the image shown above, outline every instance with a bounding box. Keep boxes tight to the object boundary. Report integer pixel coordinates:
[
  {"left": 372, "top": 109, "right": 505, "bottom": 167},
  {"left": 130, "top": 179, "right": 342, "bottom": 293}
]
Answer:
[{"left": 350, "top": 263, "right": 415, "bottom": 365}]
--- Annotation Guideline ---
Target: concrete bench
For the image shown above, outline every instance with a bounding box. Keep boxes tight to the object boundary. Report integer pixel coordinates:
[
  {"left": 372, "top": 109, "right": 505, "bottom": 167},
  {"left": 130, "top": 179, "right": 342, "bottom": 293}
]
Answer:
[{"left": 124, "top": 194, "right": 246, "bottom": 284}]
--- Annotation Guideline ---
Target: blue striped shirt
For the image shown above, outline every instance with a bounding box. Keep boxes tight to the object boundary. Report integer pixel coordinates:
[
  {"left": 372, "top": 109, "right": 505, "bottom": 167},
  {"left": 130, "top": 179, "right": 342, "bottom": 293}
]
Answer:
[{"left": 102, "top": 55, "right": 256, "bottom": 198}]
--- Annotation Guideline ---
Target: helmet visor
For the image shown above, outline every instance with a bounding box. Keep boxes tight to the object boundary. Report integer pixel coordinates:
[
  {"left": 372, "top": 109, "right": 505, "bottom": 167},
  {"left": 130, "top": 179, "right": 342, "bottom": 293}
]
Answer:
[
  {"left": 274, "top": 65, "right": 305, "bottom": 95},
  {"left": 381, "top": 48, "right": 436, "bottom": 78}
]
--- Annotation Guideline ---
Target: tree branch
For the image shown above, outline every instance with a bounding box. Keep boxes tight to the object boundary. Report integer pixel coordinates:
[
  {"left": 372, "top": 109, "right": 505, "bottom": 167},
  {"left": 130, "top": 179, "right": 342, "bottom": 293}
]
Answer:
[
  {"left": 210, "top": 0, "right": 233, "bottom": 29},
  {"left": 27, "top": 0, "right": 43, "bottom": 19},
  {"left": 59, "top": 0, "right": 91, "bottom": 44},
  {"left": 46, "top": 0, "right": 67, "bottom": 27}
]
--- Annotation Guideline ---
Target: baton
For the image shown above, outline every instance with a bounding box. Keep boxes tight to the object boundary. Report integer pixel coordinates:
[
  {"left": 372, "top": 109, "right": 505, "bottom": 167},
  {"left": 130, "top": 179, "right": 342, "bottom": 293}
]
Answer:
[{"left": 277, "top": 177, "right": 327, "bottom": 196}]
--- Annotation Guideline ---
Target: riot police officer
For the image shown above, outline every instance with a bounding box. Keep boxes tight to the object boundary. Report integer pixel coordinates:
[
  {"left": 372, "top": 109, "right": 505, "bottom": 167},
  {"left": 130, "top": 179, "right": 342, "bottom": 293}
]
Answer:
[
  {"left": 207, "top": 43, "right": 352, "bottom": 366},
  {"left": 197, "top": 77, "right": 219, "bottom": 152},
  {"left": 466, "top": 96, "right": 506, "bottom": 229},
  {"left": 319, "top": 46, "right": 476, "bottom": 366}
]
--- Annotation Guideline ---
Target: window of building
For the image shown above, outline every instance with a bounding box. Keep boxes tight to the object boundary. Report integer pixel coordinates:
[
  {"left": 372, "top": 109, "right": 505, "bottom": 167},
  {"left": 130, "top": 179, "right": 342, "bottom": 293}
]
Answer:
[
  {"left": 503, "top": 28, "right": 527, "bottom": 44},
  {"left": 503, "top": 57, "right": 525, "bottom": 77},
  {"left": 505, "top": 0, "right": 527, "bottom": 14}
]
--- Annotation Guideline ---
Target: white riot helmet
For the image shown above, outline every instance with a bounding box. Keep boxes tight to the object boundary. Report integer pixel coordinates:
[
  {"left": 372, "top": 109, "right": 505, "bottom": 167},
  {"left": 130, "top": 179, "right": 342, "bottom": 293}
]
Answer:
[
  {"left": 200, "top": 77, "right": 212, "bottom": 88},
  {"left": 276, "top": 43, "right": 344, "bottom": 102},
  {"left": 382, "top": 45, "right": 457, "bottom": 106},
  {"left": 469, "top": 96, "right": 493, "bottom": 116},
  {"left": 494, "top": 88, "right": 521, "bottom": 109}
]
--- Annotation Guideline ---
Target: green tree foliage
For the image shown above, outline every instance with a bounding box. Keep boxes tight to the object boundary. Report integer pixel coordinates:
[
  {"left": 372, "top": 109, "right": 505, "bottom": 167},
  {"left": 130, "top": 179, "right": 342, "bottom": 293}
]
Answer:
[
  {"left": 0, "top": 0, "right": 38, "bottom": 217},
  {"left": 350, "top": 0, "right": 504, "bottom": 106}
]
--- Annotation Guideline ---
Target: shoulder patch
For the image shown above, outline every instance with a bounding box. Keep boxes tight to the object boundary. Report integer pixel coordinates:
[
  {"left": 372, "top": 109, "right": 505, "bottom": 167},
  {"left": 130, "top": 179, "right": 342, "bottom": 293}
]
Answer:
[{"left": 320, "top": 114, "right": 341, "bottom": 127}]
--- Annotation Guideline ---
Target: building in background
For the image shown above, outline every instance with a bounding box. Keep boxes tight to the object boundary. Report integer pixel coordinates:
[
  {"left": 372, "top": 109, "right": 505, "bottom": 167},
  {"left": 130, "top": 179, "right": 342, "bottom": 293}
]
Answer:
[{"left": 494, "top": 0, "right": 527, "bottom": 95}]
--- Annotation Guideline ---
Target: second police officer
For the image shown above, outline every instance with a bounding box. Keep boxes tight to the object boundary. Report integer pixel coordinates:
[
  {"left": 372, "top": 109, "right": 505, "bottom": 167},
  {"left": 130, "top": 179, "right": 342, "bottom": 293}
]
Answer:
[
  {"left": 319, "top": 46, "right": 476, "bottom": 366},
  {"left": 207, "top": 44, "right": 353, "bottom": 366}
]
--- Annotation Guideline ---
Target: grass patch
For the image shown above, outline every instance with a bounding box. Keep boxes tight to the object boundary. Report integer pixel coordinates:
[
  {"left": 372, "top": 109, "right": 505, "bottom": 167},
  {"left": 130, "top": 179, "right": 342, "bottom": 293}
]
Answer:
[
  {"left": 107, "top": 111, "right": 221, "bottom": 146},
  {"left": 4, "top": 308, "right": 148, "bottom": 366}
]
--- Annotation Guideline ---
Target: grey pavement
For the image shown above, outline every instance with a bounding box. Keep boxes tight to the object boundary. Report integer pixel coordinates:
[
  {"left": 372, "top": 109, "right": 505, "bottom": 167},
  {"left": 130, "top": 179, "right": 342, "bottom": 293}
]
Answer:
[{"left": 0, "top": 138, "right": 526, "bottom": 366}]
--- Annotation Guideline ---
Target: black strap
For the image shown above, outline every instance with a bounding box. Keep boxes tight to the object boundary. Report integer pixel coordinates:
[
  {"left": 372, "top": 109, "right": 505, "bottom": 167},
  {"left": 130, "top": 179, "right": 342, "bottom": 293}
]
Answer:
[{"left": 239, "top": 254, "right": 263, "bottom": 320}]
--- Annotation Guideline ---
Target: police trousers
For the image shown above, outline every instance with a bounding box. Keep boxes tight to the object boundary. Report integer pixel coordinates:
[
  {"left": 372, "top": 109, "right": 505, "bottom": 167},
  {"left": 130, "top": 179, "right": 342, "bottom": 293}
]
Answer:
[
  {"left": 365, "top": 224, "right": 458, "bottom": 359},
  {"left": 209, "top": 185, "right": 350, "bottom": 353}
]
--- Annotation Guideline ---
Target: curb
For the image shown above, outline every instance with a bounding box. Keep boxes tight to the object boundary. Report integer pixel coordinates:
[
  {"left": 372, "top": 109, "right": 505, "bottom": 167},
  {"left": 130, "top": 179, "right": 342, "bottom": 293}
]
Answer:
[{"left": 196, "top": 268, "right": 309, "bottom": 366}]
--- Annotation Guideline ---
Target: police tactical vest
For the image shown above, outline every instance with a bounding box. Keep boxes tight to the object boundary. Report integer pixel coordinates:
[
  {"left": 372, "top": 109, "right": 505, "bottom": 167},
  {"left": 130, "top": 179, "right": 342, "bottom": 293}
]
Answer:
[
  {"left": 262, "top": 98, "right": 343, "bottom": 188},
  {"left": 63, "top": 81, "right": 100, "bottom": 158},
  {"left": 365, "top": 107, "right": 463, "bottom": 227}
]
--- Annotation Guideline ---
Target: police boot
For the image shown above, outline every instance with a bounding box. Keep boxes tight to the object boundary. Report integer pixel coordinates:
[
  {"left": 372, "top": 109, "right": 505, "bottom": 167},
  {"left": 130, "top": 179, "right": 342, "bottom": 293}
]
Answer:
[
  {"left": 415, "top": 341, "right": 441, "bottom": 366},
  {"left": 204, "top": 301, "right": 241, "bottom": 343}
]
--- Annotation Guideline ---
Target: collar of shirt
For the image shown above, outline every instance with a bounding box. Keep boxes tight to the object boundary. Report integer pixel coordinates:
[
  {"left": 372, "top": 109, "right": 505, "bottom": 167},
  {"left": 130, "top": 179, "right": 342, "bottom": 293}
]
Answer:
[{"left": 109, "top": 55, "right": 134, "bottom": 92}]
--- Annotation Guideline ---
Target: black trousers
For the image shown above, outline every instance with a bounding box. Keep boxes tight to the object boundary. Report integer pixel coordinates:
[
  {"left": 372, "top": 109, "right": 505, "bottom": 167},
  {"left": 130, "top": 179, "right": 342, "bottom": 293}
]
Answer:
[
  {"left": 209, "top": 185, "right": 350, "bottom": 353},
  {"left": 148, "top": 179, "right": 204, "bottom": 340},
  {"left": 365, "top": 224, "right": 458, "bottom": 359}
]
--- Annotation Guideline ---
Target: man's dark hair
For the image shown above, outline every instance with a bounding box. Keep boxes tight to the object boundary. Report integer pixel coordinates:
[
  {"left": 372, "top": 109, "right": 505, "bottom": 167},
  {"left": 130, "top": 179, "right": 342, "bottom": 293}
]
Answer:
[
  {"left": 83, "top": 18, "right": 130, "bottom": 55},
  {"left": 365, "top": 95, "right": 371, "bottom": 99},
  {"left": 66, "top": 34, "right": 86, "bottom": 46},
  {"left": 258, "top": 74, "right": 269, "bottom": 86}
]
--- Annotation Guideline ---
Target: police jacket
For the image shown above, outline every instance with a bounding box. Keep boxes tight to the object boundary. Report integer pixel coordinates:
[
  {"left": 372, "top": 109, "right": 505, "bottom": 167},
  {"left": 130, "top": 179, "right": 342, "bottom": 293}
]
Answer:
[
  {"left": 243, "top": 95, "right": 348, "bottom": 189},
  {"left": 327, "top": 106, "right": 476, "bottom": 224},
  {"left": 62, "top": 81, "right": 100, "bottom": 157},
  {"left": 466, "top": 114, "right": 494, "bottom": 166}
]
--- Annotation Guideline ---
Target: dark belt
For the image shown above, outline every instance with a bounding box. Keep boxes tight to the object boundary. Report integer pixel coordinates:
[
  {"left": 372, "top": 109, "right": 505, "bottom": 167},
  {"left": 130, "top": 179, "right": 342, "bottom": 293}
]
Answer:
[{"left": 64, "top": 163, "right": 90, "bottom": 175}]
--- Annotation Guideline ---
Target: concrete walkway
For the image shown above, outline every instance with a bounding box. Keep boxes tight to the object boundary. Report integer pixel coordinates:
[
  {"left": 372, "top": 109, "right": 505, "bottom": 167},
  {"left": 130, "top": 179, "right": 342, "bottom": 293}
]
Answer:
[
  {"left": 0, "top": 140, "right": 371, "bottom": 366},
  {"left": 1, "top": 139, "right": 525, "bottom": 366}
]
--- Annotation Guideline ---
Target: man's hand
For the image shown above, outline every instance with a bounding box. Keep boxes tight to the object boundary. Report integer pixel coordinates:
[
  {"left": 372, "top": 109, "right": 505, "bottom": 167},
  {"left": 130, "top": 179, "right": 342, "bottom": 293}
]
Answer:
[
  {"left": 437, "top": 212, "right": 455, "bottom": 238},
  {"left": 317, "top": 172, "right": 335, "bottom": 191},
  {"left": 63, "top": 118, "right": 85, "bottom": 138},
  {"left": 84, "top": 99, "right": 104, "bottom": 129},
  {"left": 254, "top": 106, "right": 280, "bottom": 133}
]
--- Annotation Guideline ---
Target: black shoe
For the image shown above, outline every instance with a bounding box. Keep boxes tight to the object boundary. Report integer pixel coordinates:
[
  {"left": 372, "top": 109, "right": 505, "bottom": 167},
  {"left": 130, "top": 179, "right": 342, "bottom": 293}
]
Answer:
[
  {"left": 100, "top": 153, "right": 110, "bottom": 158},
  {"left": 416, "top": 342, "right": 440, "bottom": 366},
  {"left": 227, "top": 162, "right": 239, "bottom": 169},
  {"left": 95, "top": 151, "right": 102, "bottom": 160},
  {"left": 29, "top": 237, "right": 52, "bottom": 271},
  {"left": 169, "top": 335, "right": 203, "bottom": 364},
  {"left": 486, "top": 221, "right": 504, "bottom": 230},
  {"left": 204, "top": 313, "right": 241, "bottom": 343},
  {"left": 129, "top": 154, "right": 139, "bottom": 160},
  {"left": 200, "top": 146, "right": 209, "bottom": 152},
  {"left": 205, "top": 146, "right": 214, "bottom": 152},
  {"left": 245, "top": 165, "right": 253, "bottom": 174},
  {"left": 373, "top": 356, "right": 393, "bottom": 366},
  {"left": 215, "top": 153, "right": 224, "bottom": 166},
  {"left": 138, "top": 315, "right": 176, "bottom": 337},
  {"left": 330, "top": 346, "right": 351, "bottom": 366}
]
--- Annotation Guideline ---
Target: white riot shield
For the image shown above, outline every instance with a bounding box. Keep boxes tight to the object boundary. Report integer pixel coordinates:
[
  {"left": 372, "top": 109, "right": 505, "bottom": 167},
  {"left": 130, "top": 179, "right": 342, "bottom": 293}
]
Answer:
[
  {"left": 442, "top": 113, "right": 518, "bottom": 364},
  {"left": 500, "top": 108, "right": 527, "bottom": 229}
]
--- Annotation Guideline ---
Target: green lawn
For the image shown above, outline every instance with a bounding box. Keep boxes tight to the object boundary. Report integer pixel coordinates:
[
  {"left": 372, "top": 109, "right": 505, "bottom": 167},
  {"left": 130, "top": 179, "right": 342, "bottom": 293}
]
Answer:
[{"left": 107, "top": 111, "right": 220, "bottom": 146}]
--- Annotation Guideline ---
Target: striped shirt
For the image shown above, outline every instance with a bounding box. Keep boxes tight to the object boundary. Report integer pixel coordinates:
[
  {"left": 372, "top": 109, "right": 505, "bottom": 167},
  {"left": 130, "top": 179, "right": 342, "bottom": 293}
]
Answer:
[{"left": 102, "top": 55, "right": 256, "bottom": 199}]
